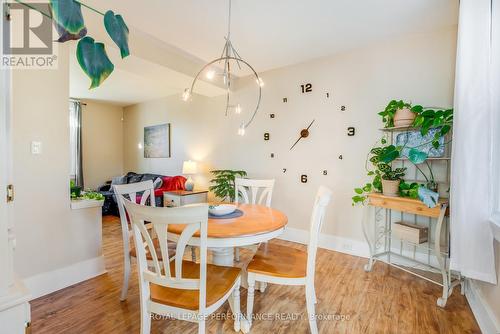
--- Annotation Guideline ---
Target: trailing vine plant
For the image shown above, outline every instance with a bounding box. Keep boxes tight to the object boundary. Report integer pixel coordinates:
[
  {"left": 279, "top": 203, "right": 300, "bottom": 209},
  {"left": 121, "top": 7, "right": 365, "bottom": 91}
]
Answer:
[{"left": 13, "top": 0, "right": 130, "bottom": 88}]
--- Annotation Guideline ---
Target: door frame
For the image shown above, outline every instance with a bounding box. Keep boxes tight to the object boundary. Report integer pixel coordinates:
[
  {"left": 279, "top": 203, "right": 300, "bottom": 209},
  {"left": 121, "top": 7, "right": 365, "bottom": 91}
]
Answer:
[{"left": 0, "top": 0, "right": 13, "bottom": 296}]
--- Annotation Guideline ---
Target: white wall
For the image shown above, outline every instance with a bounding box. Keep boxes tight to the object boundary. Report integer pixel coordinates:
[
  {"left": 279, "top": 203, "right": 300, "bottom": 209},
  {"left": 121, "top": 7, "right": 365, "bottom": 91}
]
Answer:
[
  {"left": 124, "top": 28, "right": 457, "bottom": 242},
  {"left": 12, "top": 44, "right": 104, "bottom": 298},
  {"left": 81, "top": 101, "right": 124, "bottom": 190}
]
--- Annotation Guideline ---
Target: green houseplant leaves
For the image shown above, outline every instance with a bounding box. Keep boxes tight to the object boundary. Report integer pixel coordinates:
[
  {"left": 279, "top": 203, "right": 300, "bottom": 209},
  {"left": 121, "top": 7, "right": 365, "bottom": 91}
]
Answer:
[
  {"left": 407, "top": 148, "right": 428, "bottom": 164},
  {"left": 49, "top": 0, "right": 87, "bottom": 42},
  {"left": 76, "top": 37, "right": 114, "bottom": 89},
  {"left": 209, "top": 170, "right": 247, "bottom": 202},
  {"left": 104, "top": 10, "right": 130, "bottom": 58}
]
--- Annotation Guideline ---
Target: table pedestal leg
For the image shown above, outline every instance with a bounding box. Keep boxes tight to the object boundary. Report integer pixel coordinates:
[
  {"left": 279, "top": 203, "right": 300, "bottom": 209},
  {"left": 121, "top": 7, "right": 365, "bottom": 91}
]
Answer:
[{"left": 210, "top": 247, "right": 235, "bottom": 266}]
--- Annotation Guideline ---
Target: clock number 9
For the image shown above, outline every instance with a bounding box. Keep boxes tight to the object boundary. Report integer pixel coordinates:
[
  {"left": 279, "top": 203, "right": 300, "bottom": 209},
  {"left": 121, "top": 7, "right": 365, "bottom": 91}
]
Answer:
[
  {"left": 301, "top": 174, "right": 308, "bottom": 183},
  {"left": 264, "top": 132, "right": 270, "bottom": 141}
]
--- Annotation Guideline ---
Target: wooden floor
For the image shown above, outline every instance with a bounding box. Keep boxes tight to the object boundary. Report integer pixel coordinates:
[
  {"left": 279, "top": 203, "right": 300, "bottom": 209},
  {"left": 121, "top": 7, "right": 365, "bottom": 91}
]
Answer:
[{"left": 30, "top": 216, "right": 480, "bottom": 334}]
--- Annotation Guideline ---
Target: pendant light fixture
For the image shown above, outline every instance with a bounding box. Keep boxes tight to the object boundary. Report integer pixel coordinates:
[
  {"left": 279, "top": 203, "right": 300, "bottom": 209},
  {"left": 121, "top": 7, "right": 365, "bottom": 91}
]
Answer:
[{"left": 182, "top": 0, "right": 263, "bottom": 136}]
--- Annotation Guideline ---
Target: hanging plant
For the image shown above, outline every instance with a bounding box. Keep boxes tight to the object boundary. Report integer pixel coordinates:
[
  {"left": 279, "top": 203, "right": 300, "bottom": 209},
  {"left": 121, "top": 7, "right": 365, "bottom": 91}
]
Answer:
[
  {"left": 18, "top": 0, "right": 130, "bottom": 88},
  {"left": 76, "top": 37, "right": 114, "bottom": 89}
]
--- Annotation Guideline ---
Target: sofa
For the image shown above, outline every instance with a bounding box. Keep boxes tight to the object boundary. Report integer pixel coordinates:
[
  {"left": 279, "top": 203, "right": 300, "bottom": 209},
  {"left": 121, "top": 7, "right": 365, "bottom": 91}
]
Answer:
[{"left": 98, "top": 172, "right": 186, "bottom": 216}]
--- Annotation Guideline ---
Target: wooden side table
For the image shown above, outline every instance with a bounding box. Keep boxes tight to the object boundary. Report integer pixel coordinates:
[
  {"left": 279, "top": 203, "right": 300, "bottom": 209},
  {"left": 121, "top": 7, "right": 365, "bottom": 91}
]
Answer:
[{"left": 163, "top": 190, "right": 208, "bottom": 207}]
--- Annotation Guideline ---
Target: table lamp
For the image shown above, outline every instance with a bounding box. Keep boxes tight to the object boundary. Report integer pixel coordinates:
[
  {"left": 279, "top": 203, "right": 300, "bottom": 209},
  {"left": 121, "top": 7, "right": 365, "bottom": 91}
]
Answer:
[{"left": 182, "top": 160, "right": 197, "bottom": 191}]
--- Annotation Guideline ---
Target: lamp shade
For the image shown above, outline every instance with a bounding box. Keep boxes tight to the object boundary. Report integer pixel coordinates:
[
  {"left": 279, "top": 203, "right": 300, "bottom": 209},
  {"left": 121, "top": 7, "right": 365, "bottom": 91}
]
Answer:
[{"left": 182, "top": 160, "right": 197, "bottom": 175}]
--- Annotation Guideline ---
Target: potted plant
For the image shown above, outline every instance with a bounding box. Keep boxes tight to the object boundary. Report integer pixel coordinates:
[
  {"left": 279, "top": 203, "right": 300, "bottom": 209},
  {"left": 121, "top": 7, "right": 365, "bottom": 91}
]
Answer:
[
  {"left": 378, "top": 100, "right": 423, "bottom": 128},
  {"left": 378, "top": 163, "right": 406, "bottom": 196},
  {"left": 209, "top": 169, "right": 247, "bottom": 202},
  {"left": 70, "top": 180, "right": 82, "bottom": 199}
]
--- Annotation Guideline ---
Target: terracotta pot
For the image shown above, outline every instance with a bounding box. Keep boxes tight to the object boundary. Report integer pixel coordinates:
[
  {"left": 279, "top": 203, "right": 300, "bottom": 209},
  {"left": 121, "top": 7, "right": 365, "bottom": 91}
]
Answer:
[
  {"left": 382, "top": 179, "right": 400, "bottom": 197},
  {"left": 393, "top": 107, "right": 416, "bottom": 127}
]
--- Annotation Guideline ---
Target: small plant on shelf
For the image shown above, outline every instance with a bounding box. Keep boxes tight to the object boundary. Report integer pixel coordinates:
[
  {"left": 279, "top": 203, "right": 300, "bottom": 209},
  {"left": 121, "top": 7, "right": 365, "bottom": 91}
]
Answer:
[
  {"left": 378, "top": 163, "right": 406, "bottom": 196},
  {"left": 352, "top": 143, "right": 404, "bottom": 204},
  {"left": 378, "top": 100, "right": 423, "bottom": 128},
  {"left": 70, "top": 180, "right": 104, "bottom": 200},
  {"left": 209, "top": 169, "right": 247, "bottom": 202}
]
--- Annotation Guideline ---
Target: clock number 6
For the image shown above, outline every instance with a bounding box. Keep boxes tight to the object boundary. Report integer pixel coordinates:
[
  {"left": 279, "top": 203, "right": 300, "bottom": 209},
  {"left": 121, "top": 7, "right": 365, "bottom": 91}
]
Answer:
[{"left": 301, "top": 175, "right": 308, "bottom": 183}]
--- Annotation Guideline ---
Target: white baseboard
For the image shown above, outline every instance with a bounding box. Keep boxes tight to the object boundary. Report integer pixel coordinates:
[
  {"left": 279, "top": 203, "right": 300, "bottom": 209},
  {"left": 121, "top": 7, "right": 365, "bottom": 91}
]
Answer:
[
  {"left": 278, "top": 227, "right": 370, "bottom": 258},
  {"left": 465, "top": 279, "right": 500, "bottom": 334},
  {"left": 22, "top": 256, "right": 106, "bottom": 300}
]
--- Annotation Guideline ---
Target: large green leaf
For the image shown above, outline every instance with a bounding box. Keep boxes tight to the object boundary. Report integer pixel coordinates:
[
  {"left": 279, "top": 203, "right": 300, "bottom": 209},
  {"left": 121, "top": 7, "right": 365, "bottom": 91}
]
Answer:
[
  {"left": 408, "top": 148, "right": 428, "bottom": 164},
  {"left": 76, "top": 37, "right": 114, "bottom": 89},
  {"left": 49, "top": 0, "right": 87, "bottom": 42},
  {"left": 379, "top": 145, "right": 400, "bottom": 163},
  {"left": 104, "top": 10, "right": 130, "bottom": 58}
]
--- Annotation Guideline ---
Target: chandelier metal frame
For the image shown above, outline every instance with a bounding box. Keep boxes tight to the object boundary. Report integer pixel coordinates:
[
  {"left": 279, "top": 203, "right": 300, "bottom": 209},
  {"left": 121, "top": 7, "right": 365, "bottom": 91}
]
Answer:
[{"left": 183, "top": 0, "right": 262, "bottom": 134}]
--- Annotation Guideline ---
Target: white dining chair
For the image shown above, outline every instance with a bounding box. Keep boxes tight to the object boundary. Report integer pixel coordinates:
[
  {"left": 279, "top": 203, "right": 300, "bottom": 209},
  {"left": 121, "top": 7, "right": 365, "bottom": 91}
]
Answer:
[
  {"left": 121, "top": 198, "right": 242, "bottom": 334},
  {"left": 246, "top": 186, "right": 332, "bottom": 334},
  {"left": 114, "top": 180, "right": 176, "bottom": 301},
  {"left": 234, "top": 178, "right": 275, "bottom": 292},
  {"left": 234, "top": 178, "right": 275, "bottom": 261}
]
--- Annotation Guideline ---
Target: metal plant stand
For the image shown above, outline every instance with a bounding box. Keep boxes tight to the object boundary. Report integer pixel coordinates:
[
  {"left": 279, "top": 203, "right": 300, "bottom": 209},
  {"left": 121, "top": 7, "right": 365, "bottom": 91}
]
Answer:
[{"left": 361, "top": 126, "right": 463, "bottom": 308}]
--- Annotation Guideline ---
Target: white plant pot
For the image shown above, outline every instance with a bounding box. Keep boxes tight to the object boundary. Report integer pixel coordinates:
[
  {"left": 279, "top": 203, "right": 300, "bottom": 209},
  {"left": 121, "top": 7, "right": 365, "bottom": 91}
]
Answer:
[
  {"left": 382, "top": 179, "right": 400, "bottom": 197},
  {"left": 394, "top": 108, "right": 416, "bottom": 127}
]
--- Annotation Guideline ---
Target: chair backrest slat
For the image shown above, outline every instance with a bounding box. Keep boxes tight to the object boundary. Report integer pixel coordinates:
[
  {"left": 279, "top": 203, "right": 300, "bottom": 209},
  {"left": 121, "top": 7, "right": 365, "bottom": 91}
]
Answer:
[
  {"left": 235, "top": 178, "right": 275, "bottom": 207},
  {"left": 114, "top": 180, "right": 157, "bottom": 234},
  {"left": 122, "top": 197, "right": 209, "bottom": 307},
  {"left": 307, "top": 186, "right": 333, "bottom": 278}
]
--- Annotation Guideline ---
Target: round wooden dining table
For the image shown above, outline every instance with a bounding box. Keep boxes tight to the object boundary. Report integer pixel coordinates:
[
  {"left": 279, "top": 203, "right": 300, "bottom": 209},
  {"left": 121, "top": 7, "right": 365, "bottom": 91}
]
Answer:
[{"left": 167, "top": 203, "right": 288, "bottom": 266}]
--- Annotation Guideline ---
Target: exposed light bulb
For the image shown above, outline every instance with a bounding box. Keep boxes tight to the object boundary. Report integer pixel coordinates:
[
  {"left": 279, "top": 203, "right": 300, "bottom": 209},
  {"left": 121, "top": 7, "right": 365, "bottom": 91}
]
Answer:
[
  {"left": 235, "top": 104, "right": 242, "bottom": 114},
  {"left": 206, "top": 70, "right": 215, "bottom": 80},
  {"left": 182, "top": 88, "right": 191, "bottom": 101},
  {"left": 238, "top": 123, "right": 246, "bottom": 136},
  {"left": 138, "top": 143, "right": 143, "bottom": 149},
  {"left": 256, "top": 77, "right": 264, "bottom": 87}
]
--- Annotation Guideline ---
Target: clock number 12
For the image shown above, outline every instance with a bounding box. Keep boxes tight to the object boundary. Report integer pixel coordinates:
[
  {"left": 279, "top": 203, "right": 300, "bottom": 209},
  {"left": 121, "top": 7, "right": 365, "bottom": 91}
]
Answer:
[{"left": 300, "top": 83, "right": 312, "bottom": 93}]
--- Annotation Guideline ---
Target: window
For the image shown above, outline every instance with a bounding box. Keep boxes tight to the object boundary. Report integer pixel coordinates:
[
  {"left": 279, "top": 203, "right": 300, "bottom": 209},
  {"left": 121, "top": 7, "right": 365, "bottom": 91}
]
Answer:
[{"left": 69, "top": 101, "right": 83, "bottom": 186}]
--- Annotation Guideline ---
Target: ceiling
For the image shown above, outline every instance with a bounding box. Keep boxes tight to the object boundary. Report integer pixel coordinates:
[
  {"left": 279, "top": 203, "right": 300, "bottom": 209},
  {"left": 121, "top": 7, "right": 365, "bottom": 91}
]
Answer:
[
  {"left": 72, "top": 0, "right": 459, "bottom": 106},
  {"left": 85, "top": 0, "right": 458, "bottom": 72},
  {"left": 69, "top": 46, "right": 225, "bottom": 106}
]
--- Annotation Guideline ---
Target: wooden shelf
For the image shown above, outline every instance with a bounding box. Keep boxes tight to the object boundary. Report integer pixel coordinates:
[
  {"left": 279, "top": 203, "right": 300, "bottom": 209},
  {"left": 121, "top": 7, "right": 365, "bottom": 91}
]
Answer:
[
  {"left": 378, "top": 125, "right": 444, "bottom": 132},
  {"left": 395, "top": 157, "right": 450, "bottom": 161},
  {"left": 367, "top": 193, "right": 449, "bottom": 218}
]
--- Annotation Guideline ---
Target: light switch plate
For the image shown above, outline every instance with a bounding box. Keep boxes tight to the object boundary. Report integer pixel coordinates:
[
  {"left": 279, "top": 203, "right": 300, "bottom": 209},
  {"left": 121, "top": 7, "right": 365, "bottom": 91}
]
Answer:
[{"left": 31, "top": 141, "right": 42, "bottom": 155}]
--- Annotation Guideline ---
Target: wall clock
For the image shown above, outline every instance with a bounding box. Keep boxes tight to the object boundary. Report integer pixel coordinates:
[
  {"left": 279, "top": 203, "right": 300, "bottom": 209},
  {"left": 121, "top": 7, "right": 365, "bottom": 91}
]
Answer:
[{"left": 269, "top": 83, "right": 347, "bottom": 183}]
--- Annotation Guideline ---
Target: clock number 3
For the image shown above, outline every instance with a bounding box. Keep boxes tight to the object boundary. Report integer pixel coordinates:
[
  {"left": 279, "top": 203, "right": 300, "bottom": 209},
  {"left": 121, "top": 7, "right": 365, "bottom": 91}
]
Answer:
[{"left": 300, "top": 83, "right": 312, "bottom": 93}]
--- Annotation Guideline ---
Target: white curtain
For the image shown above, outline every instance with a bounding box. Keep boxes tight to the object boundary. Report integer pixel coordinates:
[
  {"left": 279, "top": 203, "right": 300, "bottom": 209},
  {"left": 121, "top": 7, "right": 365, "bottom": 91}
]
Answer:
[{"left": 450, "top": 0, "right": 499, "bottom": 284}]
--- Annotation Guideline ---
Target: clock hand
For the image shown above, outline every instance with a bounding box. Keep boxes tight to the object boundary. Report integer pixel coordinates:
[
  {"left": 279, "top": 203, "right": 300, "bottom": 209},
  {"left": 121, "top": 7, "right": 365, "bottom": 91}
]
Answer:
[
  {"left": 290, "top": 119, "right": 316, "bottom": 150},
  {"left": 289, "top": 136, "right": 303, "bottom": 150},
  {"left": 306, "top": 119, "right": 315, "bottom": 130}
]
